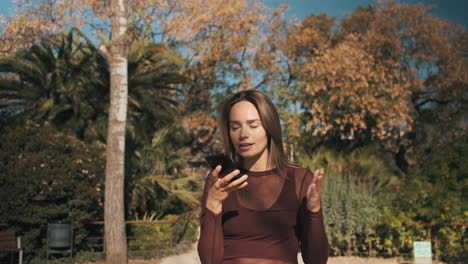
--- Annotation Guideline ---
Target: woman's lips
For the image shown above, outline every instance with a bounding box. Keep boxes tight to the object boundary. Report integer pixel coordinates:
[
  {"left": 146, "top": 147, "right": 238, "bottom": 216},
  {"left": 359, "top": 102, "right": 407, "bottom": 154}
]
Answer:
[{"left": 239, "top": 143, "right": 253, "bottom": 151}]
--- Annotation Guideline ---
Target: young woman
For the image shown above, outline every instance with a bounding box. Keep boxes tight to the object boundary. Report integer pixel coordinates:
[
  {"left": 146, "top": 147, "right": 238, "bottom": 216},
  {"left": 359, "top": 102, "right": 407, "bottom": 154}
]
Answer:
[{"left": 197, "top": 90, "right": 330, "bottom": 264}]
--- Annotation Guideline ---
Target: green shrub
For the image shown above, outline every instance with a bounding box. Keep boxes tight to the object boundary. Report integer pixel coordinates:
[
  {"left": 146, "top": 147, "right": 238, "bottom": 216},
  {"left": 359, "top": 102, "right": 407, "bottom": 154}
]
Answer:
[
  {"left": 378, "top": 134, "right": 468, "bottom": 262},
  {"left": 171, "top": 213, "right": 199, "bottom": 244},
  {"left": 298, "top": 145, "right": 397, "bottom": 256},
  {"left": 128, "top": 213, "right": 199, "bottom": 252},
  {"left": 0, "top": 121, "right": 105, "bottom": 262},
  {"left": 300, "top": 136, "right": 467, "bottom": 262},
  {"left": 28, "top": 250, "right": 104, "bottom": 264},
  {"left": 128, "top": 216, "right": 175, "bottom": 251}
]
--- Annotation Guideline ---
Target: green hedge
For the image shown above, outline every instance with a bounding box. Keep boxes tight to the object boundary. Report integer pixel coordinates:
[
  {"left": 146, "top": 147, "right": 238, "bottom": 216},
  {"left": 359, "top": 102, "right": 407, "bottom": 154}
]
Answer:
[
  {"left": 378, "top": 134, "right": 468, "bottom": 262},
  {"left": 0, "top": 121, "right": 105, "bottom": 261},
  {"left": 128, "top": 213, "right": 199, "bottom": 251},
  {"left": 298, "top": 139, "right": 467, "bottom": 262},
  {"left": 299, "top": 145, "right": 385, "bottom": 256}
]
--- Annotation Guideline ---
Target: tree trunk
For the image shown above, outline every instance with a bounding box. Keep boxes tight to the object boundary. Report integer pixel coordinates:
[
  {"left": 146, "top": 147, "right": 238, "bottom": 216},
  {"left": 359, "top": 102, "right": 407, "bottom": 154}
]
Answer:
[{"left": 103, "top": 0, "right": 130, "bottom": 263}]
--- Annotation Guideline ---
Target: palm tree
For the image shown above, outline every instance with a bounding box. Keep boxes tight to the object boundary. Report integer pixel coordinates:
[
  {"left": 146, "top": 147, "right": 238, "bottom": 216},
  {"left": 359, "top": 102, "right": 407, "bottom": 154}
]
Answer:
[
  {"left": 0, "top": 29, "right": 189, "bottom": 142},
  {"left": 0, "top": 31, "right": 100, "bottom": 133},
  {"left": 127, "top": 125, "right": 202, "bottom": 219},
  {"left": 0, "top": 28, "right": 201, "bottom": 219}
]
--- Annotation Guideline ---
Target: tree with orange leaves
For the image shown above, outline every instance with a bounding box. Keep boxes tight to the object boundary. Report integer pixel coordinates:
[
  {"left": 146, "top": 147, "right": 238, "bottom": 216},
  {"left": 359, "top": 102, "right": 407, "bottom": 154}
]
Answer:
[
  {"left": 0, "top": 0, "right": 87, "bottom": 57},
  {"left": 82, "top": 0, "right": 289, "bottom": 113},
  {"left": 282, "top": 1, "right": 467, "bottom": 168}
]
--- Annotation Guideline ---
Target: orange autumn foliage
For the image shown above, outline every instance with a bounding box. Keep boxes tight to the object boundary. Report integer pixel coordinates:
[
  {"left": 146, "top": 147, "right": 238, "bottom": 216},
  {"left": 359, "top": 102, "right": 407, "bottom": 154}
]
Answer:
[
  {"left": 303, "top": 34, "right": 413, "bottom": 140},
  {"left": 283, "top": 0, "right": 467, "bottom": 151},
  {"left": 2, "top": 0, "right": 465, "bottom": 156},
  {"left": 0, "top": 0, "right": 86, "bottom": 57}
]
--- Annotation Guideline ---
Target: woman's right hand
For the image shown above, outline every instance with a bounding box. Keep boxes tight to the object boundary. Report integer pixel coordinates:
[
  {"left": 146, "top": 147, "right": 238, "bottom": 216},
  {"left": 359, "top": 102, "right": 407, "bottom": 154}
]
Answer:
[{"left": 206, "top": 165, "right": 248, "bottom": 214}]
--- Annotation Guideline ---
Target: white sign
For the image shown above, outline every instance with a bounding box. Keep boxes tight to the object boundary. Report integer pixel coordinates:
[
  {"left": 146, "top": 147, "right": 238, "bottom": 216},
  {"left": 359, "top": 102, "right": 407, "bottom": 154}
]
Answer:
[{"left": 414, "top": 241, "right": 432, "bottom": 264}]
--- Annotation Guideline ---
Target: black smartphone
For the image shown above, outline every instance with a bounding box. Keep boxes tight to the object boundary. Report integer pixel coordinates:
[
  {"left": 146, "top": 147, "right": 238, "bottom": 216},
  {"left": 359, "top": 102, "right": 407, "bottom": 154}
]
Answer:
[{"left": 205, "top": 153, "right": 240, "bottom": 182}]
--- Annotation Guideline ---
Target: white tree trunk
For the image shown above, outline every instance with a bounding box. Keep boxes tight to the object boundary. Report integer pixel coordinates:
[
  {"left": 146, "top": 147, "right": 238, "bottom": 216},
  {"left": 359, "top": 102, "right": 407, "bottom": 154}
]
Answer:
[{"left": 103, "top": 0, "right": 130, "bottom": 263}]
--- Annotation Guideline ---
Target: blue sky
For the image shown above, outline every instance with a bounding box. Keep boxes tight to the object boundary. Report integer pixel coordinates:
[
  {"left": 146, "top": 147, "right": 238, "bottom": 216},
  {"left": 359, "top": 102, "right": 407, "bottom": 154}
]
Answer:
[
  {"left": 264, "top": 0, "right": 468, "bottom": 27},
  {"left": 0, "top": 1, "right": 13, "bottom": 13},
  {"left": 0, "top": 0, "right": 467, "bottom": 27}
]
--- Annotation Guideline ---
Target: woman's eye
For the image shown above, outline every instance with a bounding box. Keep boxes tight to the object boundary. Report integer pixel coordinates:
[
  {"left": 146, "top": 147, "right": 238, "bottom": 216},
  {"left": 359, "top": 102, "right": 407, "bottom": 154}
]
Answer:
[{"left": 230, "top": 124, "right": 259, "bottom": 130}]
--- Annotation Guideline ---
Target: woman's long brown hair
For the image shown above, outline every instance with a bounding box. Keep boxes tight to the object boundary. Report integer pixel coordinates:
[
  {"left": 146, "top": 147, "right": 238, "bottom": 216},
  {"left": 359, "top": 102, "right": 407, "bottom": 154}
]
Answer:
[{"left": 217, "top": 90, "right": 298, "bottom": 179}]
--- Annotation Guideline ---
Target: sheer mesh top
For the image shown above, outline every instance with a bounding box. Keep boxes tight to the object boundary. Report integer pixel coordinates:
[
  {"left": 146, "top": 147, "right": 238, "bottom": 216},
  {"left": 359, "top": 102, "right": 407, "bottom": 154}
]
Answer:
[{"left": 197, "top": 165, "right": 330, "bottom": 264}]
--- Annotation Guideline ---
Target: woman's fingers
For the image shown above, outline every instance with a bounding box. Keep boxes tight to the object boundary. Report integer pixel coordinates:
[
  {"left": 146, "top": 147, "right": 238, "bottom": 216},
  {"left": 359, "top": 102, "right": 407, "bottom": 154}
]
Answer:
[
  {"left": 215, "top": 168, "right": 238, "bottom": 187},
  {"left": 212, "top": 165, "right": 222, "bottom": 178},
  {"left": 309, "top": 168, "right": 325, "bottom": 195},
  {"left": 238, "top": 181, "right": 248, "bottom": 188},
  {"left": 226, "top": 174, "right": 248, "bottom": 189},
  {"left": 221, "top": 170, "right": 247, "bottom": 188},
  {"left": 224, "top": 178, "right": 248, "bottom": 193},
  {"left": 215, "top": 169, "right": 248, "bottom": 191}
]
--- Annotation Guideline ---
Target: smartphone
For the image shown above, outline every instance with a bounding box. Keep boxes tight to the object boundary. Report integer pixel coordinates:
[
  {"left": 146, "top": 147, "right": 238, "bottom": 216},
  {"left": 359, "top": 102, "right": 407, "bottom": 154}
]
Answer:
[{"left": 205, "top": 153, "right": 241, "bottom": 182}]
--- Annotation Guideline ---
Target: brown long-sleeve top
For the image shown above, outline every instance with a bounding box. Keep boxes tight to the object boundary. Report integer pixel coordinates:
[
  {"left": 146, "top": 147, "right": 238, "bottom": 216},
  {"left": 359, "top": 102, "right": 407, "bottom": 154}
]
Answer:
[{"left": 197, "top": 165, "right": 330, "bottom": 264}]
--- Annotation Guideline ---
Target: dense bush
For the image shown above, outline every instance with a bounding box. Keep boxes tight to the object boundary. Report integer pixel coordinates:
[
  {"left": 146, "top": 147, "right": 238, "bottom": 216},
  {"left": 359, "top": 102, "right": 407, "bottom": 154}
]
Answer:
[
  {"left": 128, "top": 213, "right": 199, "bottom": 252},
  {"left": 299, "top": 137, "right": 467, "bottom": 262},
  {"left": 376, "top": 134, "right": 468, "bottom": 262},
  {"left": 0, "top": 121, "right": 105, "bottom": 261},
  {"left": 299, "top": 145, "right": 393, "bottom": 256}
]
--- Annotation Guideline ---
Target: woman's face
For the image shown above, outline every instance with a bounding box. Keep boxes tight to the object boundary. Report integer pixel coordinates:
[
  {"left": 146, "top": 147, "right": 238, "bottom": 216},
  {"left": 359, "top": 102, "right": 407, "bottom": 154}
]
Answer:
[{"left": 229, "top": 100, "right": 269, "bottom": 161}]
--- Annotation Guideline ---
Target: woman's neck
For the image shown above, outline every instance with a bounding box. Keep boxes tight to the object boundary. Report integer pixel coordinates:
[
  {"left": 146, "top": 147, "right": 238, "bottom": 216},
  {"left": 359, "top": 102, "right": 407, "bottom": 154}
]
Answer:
[{"left": 241, "top": 150, "right": 272, "bottom": 172}]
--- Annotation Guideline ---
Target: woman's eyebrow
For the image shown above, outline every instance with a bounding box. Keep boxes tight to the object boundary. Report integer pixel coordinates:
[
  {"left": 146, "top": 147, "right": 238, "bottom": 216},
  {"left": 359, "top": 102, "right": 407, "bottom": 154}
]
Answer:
[{"left": 229, "top": 119, "right": 261, "bottom": 124}]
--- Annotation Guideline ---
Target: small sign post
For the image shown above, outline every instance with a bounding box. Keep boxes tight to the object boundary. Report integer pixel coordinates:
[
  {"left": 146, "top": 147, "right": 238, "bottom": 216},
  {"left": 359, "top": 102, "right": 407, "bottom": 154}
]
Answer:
[{"left": 414, "top": 241, "right": 432, "bottom": 264}]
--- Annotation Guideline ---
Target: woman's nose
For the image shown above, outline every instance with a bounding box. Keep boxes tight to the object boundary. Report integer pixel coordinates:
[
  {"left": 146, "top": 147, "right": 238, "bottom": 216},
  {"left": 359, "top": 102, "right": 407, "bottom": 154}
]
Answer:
[{"left": 240, "top": 127, "right": 249, "bottom": 138}]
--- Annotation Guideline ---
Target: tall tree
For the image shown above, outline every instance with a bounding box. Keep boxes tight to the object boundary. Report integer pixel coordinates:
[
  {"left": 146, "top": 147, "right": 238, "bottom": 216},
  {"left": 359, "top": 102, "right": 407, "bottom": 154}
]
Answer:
[
  {"left": 0, "top": 21, "right": 194, "bottom": 223},
  {"left": 282, "top": 2, "right": 467, "bottom": 165},
  {"left": 98, "top": 0, "right": 130, "bottom": 262},
  {"left": 84, "top": 0, "right": 288, "bottom": 112}
]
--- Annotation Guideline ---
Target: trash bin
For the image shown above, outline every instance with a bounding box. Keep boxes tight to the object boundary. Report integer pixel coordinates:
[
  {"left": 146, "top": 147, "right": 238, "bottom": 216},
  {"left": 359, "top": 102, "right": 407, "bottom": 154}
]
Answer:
[{"left": 47, "top": 220, "right": 73, "bottom": 259}]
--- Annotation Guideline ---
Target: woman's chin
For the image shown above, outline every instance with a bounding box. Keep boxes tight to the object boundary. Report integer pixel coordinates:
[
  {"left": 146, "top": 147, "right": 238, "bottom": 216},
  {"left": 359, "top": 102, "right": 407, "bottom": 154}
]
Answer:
[{"left": 238, "top": 151, "right": 259, "bottom": 159}]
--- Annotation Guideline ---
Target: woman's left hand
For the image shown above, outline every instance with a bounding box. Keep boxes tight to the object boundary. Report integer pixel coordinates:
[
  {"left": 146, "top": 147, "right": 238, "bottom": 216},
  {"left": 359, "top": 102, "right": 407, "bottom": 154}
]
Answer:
[{"left": 306, "top": 168, "right": 325, "bottom": 212}]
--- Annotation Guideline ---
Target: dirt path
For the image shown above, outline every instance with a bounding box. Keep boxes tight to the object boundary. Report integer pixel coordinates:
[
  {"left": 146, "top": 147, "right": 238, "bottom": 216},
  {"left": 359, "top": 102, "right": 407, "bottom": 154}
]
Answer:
[{"left": 159, "top": 241, "right": 199, "bottom": 264}]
